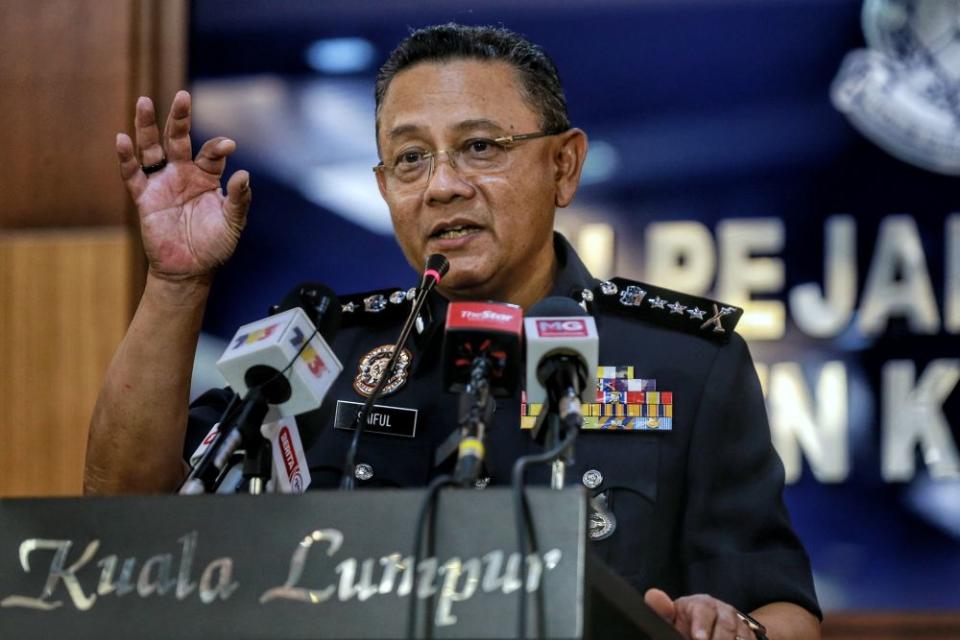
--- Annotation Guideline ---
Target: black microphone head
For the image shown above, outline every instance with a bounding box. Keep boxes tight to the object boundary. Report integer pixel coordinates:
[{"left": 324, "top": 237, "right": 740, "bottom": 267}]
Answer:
[
  {"left": 527, "top": 296, "right": 587, "bottom": 318},
  {"left": 276, "top": 282, "right": 341, "bottom": 343},
  {"left": 525, "top": 295, "right": 598, "bottom": 407},
  {"left": 423, "top": 254, "right": 450, "bottom": 284}
]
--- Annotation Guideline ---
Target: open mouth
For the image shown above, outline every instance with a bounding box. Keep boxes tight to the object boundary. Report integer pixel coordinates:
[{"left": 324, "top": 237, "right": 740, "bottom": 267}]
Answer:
[{"left": 431, "top": 224, "right": 481, "bottom": 240}]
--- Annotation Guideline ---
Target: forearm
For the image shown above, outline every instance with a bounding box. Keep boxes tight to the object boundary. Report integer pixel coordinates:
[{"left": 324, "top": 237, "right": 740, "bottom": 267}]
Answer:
[
  {"left": 84, "top": 273, "right": 212, "bottom": 495},
  {"left": 752, "top": 602, "right": 821, "bottom": 640}
]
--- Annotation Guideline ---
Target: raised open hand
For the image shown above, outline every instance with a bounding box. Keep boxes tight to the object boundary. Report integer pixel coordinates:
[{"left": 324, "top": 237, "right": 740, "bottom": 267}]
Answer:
[{"left": 116, "top": 90, "right": 251, "bottom": 282}]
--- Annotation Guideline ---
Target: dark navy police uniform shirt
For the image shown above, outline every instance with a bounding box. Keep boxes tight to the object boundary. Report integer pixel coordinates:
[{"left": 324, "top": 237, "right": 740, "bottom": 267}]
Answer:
[{"left": 186, "top": 233, "right": 821, "bottom": 618}]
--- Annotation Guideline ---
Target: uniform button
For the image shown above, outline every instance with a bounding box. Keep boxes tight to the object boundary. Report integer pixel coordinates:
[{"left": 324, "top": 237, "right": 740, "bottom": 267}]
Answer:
[
  {"left": 474, "top": 477, "right": 491, "bottom": 490},
  {"left": 354, "top": 463, "right": 374, "bottom": 481},
  {"left": 581, "top": 288, "right": 595, "bottom": 302},
  {"left": 582, "top": 469, "right": 603, "bottom": 489}
]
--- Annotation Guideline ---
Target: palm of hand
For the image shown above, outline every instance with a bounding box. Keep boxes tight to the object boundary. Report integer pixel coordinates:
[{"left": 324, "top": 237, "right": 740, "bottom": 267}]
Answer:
[
  {"left": 137, "top": 166, "right": 240, "bottom": 278},
  {"left": 117, "top": 91, "right": 250, "bottom": 282}
]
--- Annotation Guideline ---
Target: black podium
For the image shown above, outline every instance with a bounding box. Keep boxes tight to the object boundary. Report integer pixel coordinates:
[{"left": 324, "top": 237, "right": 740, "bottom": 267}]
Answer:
[{"left": 0, "top": 489, "right": 679, "bottom": 639}]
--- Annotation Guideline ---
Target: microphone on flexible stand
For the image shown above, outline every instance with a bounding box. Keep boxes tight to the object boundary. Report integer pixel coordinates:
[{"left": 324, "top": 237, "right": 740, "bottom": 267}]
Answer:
[
  {"left": 180, "top": 283, "right": 343, "bottom": 495},
  {"left": 340, "top": 254, "right": 449, "bottom": 489},
  {"left": 434, "top": 301, "right": 523, "bottom": 485}
]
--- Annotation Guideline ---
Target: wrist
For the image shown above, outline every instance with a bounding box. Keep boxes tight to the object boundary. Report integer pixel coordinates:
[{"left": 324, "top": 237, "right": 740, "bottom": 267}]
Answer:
[{"left": 143, "top": 271, "right": 213, "bottom": 309}]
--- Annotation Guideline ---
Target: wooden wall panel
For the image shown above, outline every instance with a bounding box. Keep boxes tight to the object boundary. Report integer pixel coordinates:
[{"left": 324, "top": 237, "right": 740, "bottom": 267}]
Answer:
[
  {"left": 0, "top": 0, "right": 186, "bottom": 496},
  {"left": 0, "top": 1, "right": 134, "bottom": 228},
  {"left": 823, "top": 612, "right": 960, "bottom": 639},
  {"left": 0, "top": 0, "right": 187, "bottom": 230},
  {"left": 0, "top": 230, "right": 132, "bottom": 496}
]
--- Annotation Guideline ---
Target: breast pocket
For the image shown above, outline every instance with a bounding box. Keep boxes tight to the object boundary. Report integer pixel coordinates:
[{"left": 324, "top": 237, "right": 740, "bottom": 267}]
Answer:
[{"left": 566, "top": 431, "right": 660, "bottom": 583}]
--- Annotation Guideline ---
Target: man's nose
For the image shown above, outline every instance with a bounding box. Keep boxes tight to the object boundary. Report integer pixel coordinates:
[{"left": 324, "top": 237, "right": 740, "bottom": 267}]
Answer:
[
  {"left": 424, "top": 150, "right": 474, "bottom": 203},
  {"left": 429, "top": 149, "right": 458, "bottom": 178}
]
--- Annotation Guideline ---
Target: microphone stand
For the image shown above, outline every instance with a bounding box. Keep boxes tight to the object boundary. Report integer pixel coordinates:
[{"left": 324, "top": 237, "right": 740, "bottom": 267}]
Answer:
[
  {"left": 549, "top": 389, "right": 582, "bottom": 489},
  {"left": 341, "top": 275, "right": 440, "bottom": 489},
  {"left": 179, "top": 392, "right": 242, "bottom": 495},
  {"left": 532, "top": 355, "right": 586, "bottom": 490},
  {"left": 234, "top": 386, "right": 272, "bottom": 494},
  {"left": 453, "top": 357, "right": 492, "bottom": 486}
]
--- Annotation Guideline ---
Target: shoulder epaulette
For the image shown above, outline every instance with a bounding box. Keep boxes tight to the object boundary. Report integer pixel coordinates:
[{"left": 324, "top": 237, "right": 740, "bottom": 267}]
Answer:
[
  {"left": 337, "top": 286, "right": 415, "bottom": 328},
  {"left": 586, "top": 277, "right": 743, "bottom": 343}
]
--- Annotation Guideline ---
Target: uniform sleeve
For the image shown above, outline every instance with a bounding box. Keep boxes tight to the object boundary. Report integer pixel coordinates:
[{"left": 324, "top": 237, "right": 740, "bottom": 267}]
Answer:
[
  {"left": 682, "top": 333, "right": 821, "bottom": 618},
  {"left": 182, "top": 387, "right": 234, "bottom": 462}
]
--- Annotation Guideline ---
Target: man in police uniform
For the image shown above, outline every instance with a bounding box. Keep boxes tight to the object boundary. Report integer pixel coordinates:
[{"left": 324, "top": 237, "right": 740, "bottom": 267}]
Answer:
[{"left": 85, "top": 23, "right": 821, "bottom": 640}]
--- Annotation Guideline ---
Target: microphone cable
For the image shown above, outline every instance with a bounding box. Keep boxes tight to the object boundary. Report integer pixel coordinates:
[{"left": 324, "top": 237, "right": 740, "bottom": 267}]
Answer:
[
  {"left": 510, "top": 418, "right": 580, "bottom": 640},
  {"left": 405, "top": 473, "right": 457, "bottom": 640}
]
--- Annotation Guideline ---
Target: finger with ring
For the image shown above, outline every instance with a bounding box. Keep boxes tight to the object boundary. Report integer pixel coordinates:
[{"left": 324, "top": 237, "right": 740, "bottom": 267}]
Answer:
[{"left": 141, "top": 158, "right": 168, "bottom": 175}]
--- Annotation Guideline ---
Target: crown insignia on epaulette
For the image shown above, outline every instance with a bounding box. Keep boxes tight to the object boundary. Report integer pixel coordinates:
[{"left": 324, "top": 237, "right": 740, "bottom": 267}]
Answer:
[{"left": 587, "top": 278, "right": 743, "bottom": 342}]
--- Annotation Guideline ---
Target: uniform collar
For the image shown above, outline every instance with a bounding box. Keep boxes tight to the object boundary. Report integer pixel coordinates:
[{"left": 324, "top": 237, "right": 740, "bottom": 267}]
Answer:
[{"left": 548, "top": 232, "right": 598, "bottom": 299}]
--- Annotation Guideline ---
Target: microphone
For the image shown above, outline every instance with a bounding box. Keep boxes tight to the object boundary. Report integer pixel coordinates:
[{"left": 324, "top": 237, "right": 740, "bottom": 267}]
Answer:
[
  {"left": 442, "top": 301, "right": 524, "bottom": 396},
  {"left": 419, "top": 253, "right": 450, "bottom": 295},
  {"left": 340, "top": 255, "right": 448, "bottom": 489},
  {"left": 437, "top": 301, "right": 523, "bottom": 484},
  {"left": 180, "top": 284, "right": 343, "bottom": 495},
  {"left": 523, "top": 297, "right": 600, "bottom": 489},
  {"left": 217, "top": 288, "right": 342, "bottom": 419},
  {"left": 262, "top": 416, "right": 310, "bottom": 494},
  {"left": 523, "top": 297, "right": 598, "bottom": 489},
  {"left": 524, "top": 297, "right": 599, "bottom": 407}
]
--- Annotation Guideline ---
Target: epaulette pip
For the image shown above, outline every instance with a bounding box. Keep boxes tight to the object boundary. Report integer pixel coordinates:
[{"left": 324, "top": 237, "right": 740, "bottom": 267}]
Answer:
[
  {"left": 337, "top": 286, "right": 415, "bottom": 328},
  {"left": 584, "top": 277, "right": 743, "bottom": 343}
]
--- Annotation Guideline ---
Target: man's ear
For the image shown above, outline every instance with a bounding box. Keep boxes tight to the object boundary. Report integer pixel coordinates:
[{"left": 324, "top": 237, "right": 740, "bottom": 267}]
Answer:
[
  {"left": 553, "top": 128, "right": 588, "bottom": 208},
  {"left": 375, "top": 166, "right": 389, "bottom": 200}
]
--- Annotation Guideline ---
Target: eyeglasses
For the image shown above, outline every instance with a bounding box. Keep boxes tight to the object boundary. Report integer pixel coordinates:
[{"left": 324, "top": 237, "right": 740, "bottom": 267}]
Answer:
[{"left": 373, "top": 131, "right": 558, "bottom": 192}]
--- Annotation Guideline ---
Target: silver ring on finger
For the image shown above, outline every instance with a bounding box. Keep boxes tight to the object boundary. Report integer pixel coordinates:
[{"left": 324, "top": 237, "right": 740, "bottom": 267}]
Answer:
[{"left": 141, "top": 157, "right": 168, "bottom": 175}]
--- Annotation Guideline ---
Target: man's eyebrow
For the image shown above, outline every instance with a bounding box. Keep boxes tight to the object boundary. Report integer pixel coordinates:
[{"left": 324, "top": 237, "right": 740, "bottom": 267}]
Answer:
[
  {"left": 452, "top": 118, "right": 506, "bottom": 132},
  {"left": 386, "top": 119, "right": 508, "bottom": 140},
  {"left": 386, "top": 123, "right": 424, "bottom": 139}
]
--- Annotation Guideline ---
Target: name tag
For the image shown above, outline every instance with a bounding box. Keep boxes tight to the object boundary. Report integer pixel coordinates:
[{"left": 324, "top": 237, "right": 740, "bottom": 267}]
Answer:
[{"left": 333, "top": 400, "right": 418, "bottom": 438}]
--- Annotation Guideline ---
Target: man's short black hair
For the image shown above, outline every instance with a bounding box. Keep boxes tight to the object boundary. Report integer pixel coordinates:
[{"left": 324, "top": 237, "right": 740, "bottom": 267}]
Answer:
[{"left": 375, "top": 23, "right": 571, "bottom": 139}]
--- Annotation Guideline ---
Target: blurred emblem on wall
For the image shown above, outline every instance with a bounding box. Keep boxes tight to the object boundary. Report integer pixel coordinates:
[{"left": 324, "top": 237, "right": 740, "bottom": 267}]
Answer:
[{"left": 832, "top": 0, "right": 960, "bottom": 174}]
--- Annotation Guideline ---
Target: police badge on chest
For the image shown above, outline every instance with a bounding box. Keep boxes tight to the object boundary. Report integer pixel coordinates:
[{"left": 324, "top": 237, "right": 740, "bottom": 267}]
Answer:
[{"left": 334, "top": 344, "right": 418, "bottom": 438}]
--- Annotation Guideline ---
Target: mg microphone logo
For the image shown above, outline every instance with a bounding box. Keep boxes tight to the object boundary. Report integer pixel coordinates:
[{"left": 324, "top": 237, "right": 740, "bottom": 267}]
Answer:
[{"left": 536, "top": 319, "right": 588, "bottom": 337}]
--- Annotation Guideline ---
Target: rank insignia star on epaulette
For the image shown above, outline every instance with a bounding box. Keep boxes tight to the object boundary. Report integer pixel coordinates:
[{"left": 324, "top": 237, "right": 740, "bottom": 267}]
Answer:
[
  {"left": 342, "top": 302, "right": 358, "bottom": 313},
  {"left": 648, "top": 296, "right": 667, "bottom": 309},
  {"left": 686, "top": 306, "right": 705, "bottom": 320},
  {"left": 667, "top": 301, "right": 686, "bottom": 315}
]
